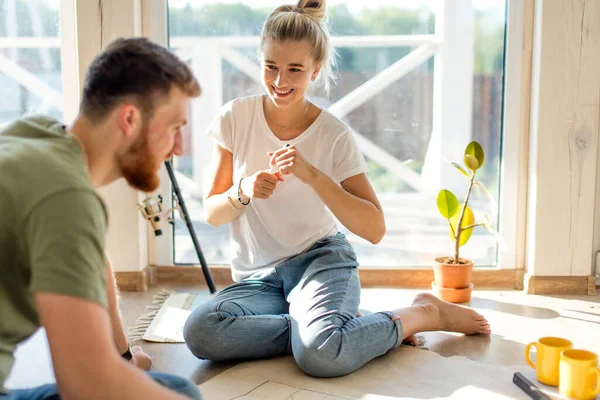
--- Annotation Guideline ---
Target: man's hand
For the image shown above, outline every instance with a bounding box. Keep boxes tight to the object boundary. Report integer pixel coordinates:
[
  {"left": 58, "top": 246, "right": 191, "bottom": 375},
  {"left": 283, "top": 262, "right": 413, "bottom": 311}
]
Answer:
[{"left": 130, "top": 345, "right": 152, "bottom": 371}]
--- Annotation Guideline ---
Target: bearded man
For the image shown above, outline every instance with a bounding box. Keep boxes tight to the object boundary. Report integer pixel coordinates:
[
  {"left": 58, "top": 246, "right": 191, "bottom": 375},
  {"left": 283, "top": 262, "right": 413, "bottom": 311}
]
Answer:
[{"left": 0, "top": 37, "right": 203, "bottom": 400}]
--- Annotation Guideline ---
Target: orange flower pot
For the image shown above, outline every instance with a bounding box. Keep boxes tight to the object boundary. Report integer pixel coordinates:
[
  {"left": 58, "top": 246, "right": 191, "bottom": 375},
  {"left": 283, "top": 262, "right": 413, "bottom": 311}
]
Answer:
[
  {"left": 433, "top": 257, "right": 473, "bottom": 289},
  {"left": 431, "top": 281, "right": 474, "bottom": 304}
]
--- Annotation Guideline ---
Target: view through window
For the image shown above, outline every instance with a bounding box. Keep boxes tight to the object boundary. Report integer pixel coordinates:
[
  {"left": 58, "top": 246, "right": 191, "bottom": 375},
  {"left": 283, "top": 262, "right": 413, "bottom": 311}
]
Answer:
[
  {"left": 0, "top": 0, "right": 62, "bottom": 128},
  {"left": 167, "top": 0, "right": 506, "bottom": 268}
]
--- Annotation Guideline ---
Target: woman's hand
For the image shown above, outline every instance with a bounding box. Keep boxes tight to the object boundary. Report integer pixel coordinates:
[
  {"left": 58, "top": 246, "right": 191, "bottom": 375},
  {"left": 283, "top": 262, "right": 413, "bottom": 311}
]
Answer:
[
  {"left": 240, "top": 169, "right": 282, "bottom": 200},
  {"left": 269, "top": 145, "right": 317, "bottom": 184}
]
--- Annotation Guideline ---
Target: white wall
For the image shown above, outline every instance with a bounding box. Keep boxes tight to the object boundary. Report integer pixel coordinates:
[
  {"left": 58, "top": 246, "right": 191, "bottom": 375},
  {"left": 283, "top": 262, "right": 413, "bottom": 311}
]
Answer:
[
  {"left": 526, "top": 0, "right": 600, "bottom": 277},
  {"left": 60, "top": 0, "right": 168, "bottom": 272}
]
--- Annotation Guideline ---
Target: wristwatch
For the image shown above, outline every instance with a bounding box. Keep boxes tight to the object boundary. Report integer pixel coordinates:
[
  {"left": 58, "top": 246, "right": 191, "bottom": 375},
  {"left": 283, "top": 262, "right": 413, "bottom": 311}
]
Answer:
[{"left": 121, "top": 345, "right": 133, "bottom": 361}]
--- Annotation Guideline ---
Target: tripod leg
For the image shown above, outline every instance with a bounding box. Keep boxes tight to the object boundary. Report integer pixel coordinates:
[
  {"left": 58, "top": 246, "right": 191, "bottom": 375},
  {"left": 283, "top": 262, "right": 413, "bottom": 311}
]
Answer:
[{"left": 165, "top": 161, "right": 217, "bottom": 293}]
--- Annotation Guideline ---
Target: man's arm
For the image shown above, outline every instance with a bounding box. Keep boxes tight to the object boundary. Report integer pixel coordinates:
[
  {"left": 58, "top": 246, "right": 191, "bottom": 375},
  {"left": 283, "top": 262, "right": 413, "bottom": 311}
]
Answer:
[
  {"left": 105, "top": 255, "right": 128, "bottom": 355},
  {"left": 36, "top": 292, "right": 188, "bottom": 400},
  {"left": 104, "top": 255, "right": 151, "bottom": 370}
]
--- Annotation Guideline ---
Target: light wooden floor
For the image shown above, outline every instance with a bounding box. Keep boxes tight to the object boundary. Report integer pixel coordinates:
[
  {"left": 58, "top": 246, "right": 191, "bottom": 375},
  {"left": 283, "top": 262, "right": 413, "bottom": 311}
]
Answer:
[{"left": 6, "top": 284, "right": 600, "bottom": 390}]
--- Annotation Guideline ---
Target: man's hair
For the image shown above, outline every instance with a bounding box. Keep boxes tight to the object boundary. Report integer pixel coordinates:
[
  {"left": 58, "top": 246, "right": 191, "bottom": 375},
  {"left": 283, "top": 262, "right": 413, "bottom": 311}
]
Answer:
[{"left": 81, "top": 37, "right": 201, "bottom": 122}]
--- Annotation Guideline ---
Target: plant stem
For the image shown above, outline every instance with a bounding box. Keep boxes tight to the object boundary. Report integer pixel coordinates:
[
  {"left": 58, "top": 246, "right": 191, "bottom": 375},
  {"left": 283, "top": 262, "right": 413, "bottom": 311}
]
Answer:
[
  {"left": 454, "top": 171, "right": 476, "bottom": 263},
  {"left": 448, "top": 218, "right": 456, "bottom": 239},
  {"left": 462, "top": 222, "right": 484, "bottom": 231}
]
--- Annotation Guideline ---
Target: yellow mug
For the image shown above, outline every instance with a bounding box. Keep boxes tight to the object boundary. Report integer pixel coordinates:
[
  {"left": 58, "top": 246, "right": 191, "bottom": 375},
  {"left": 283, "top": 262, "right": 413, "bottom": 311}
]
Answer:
[
  {"left": 525, "top": 337, "right": 573, "bottom": 386},
  {"left": 559, "top": 349, "right": 600, "bottom": 400}
]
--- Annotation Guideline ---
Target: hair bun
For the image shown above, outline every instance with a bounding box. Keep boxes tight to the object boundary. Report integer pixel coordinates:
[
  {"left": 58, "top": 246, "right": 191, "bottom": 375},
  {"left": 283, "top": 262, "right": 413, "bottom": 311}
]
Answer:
[{"left": 296, "top": 0, "right": 326, "bottom": 21}]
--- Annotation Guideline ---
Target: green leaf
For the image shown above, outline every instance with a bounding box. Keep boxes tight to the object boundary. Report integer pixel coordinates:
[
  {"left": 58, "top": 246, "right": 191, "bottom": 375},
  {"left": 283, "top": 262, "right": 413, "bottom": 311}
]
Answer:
[
  {"left": 464, "top": 154, "right": 480, "bottom": 171},
  {"left": 450, "top": 206, "right": 475, "bottom": 246},
  {"left": 437, "top": 190, "right": 459, "bottom": 219},
  {"left": 464, "top": 141, "right": 485, "bottom": 170},
  {"left": 451, "top": 162, "right": 470, "bottom": 178},
  {"left": 474, "top": 181, "right": 499, "bottom": 216}
]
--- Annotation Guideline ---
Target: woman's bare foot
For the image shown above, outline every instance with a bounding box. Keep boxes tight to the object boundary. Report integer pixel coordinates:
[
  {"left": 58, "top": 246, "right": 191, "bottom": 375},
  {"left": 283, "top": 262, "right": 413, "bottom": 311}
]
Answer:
[
  {"left": 412, "top": 293, "right": 491, "bottom": 335},
  {"left": 402, "top": 334, "right": 427, "bottom": 347},
  {"left": 402, "top": 334, "right": 418, "bottom": 346}
]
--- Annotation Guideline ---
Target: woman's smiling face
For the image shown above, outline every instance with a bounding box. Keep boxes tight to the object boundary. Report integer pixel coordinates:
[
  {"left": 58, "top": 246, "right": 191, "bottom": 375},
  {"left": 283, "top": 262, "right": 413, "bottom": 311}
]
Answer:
[{"left": 261, "top": 39, "right": 320, "bottom": 109}]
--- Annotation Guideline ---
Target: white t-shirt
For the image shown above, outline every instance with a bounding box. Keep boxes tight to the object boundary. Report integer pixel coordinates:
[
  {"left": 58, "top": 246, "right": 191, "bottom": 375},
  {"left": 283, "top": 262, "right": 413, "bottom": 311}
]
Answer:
[{"left": 206, "top": 95, "right": 367, "bottom": 281}]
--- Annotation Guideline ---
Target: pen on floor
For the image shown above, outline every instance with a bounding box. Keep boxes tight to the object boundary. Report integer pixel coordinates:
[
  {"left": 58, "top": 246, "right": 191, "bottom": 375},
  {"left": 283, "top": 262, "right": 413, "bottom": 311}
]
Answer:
[{"left": 512, "top": 372, "right": 552, "bottom": 400}]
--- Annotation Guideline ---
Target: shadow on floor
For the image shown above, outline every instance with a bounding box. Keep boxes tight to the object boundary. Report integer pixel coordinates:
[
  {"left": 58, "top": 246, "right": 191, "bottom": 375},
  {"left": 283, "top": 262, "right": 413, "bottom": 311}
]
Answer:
[
  {"left": 565, "top": 309, "right": 600, "bottom": 317},
  {"left": 421, "top": 330, "right": 529, "bottom": 367},
  {"left": 559, "top": 315, "right": 600, "bottom": 325},
  {"left": 468, "top": 297, "right": 560, "bottom": 319}
]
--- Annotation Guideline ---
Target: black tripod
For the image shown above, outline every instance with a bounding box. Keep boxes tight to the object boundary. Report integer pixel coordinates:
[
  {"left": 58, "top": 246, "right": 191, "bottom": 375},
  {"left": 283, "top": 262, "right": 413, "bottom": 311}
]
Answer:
[{"left": 165, "top": 160, "right": 216, "bottom": 293}]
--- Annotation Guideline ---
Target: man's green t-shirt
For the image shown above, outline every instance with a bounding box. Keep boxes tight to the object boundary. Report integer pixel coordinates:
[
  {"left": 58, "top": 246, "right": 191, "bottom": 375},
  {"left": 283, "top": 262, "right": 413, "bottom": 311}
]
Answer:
[{"left": 0, "top": 116, "right": 108, "bottom": 392}]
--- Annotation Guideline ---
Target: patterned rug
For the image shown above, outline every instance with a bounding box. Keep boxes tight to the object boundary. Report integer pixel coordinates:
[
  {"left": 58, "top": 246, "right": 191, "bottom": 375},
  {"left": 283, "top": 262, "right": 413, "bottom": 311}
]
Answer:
[{"left": 127, "top": 290, "right": 213, "bottom": 343}]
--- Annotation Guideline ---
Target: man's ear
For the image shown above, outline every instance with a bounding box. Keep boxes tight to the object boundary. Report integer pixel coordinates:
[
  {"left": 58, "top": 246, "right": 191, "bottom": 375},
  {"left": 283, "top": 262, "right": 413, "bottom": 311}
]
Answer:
[{"left": 117, "top": 104, "right": 142, "bottom": 138}]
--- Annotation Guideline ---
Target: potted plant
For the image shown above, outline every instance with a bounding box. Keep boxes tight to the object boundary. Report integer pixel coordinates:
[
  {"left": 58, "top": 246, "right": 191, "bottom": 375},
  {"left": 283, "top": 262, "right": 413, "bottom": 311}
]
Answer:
[{"left": 433, "top": 141, "right": 495, "bottom": 303}]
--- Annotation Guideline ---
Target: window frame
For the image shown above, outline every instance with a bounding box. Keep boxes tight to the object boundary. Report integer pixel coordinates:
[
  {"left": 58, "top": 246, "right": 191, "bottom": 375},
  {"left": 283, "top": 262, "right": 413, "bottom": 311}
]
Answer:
[{"left": 148, "top": 0, "right": 529, "bottom": 270}]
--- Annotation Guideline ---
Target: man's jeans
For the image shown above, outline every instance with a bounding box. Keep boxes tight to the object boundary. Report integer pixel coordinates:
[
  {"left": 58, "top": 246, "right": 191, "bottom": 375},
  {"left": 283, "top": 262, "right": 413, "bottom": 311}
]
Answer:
[
  {"left": 1, "top": 371, "right": 202, "bottom": 399},
  {"left": 184, "top": 233, "right": 404, "bottom": 378}
]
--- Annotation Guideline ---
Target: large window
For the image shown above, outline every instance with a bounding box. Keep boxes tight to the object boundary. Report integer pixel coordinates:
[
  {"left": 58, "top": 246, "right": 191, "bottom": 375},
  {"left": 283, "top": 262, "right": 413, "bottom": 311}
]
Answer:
[
  {"left": 0, "top": 0, "right": 62, "bottom": 127},
  {"left": 167, "top": 0, "right": 507, "bottom": 268}
]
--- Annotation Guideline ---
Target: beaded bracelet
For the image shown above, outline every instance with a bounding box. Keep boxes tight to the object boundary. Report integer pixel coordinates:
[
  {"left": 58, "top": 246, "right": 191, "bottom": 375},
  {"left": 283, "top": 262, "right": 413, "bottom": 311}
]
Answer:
[{"left": 237, "top": 177, "right": 250, "bottom": 206}]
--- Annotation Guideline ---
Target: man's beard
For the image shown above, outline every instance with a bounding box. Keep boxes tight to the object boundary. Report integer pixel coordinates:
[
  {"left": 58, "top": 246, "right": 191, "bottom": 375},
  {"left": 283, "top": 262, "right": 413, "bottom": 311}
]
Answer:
[{"left": 119, "top": 127, "right": 161, "bottom": 193}]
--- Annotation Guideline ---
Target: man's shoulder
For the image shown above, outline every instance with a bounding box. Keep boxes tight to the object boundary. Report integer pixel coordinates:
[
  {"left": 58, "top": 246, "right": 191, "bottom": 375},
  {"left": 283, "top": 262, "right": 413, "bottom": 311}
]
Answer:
[
  {"left": 1, "top": 115, "right": 65, "bottom": 138},
  {"left": 0, "top": 115, "right": 73, "bottom": 160},
  {"left": 0, "top": 115, "right": 96, "bottom": 217}
]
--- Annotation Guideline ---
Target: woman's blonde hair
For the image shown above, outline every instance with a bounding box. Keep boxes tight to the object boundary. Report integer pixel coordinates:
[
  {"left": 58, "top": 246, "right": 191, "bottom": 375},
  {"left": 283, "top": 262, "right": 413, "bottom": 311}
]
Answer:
[{"left": 260, "top": 0, "right": 336, "bottom": 93}]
